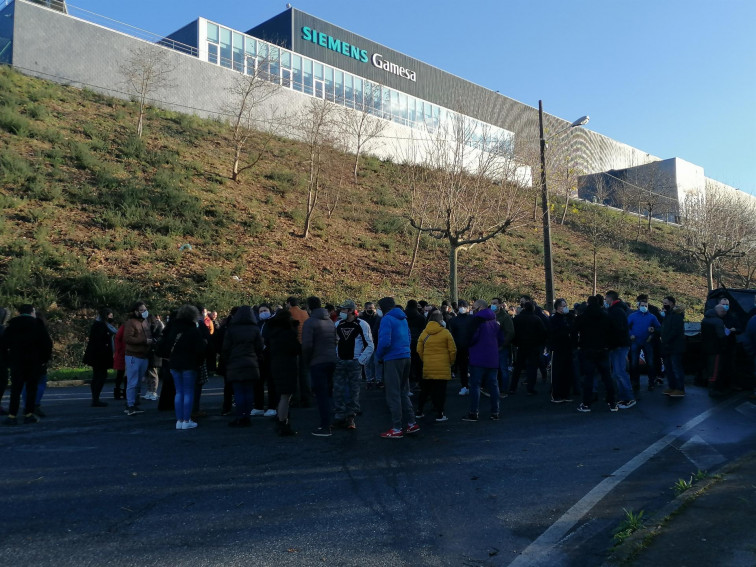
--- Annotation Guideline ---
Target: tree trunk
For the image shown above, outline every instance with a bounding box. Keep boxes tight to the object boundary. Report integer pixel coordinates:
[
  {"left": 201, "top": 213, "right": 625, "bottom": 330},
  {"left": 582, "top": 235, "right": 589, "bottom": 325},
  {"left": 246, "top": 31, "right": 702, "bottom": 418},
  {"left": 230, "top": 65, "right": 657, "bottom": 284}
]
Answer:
[
  {"left": 592, "top": 247, "right": 598, "bottom": 296},
  {"left": 560, "top": 192, "right": 570, "bottom": 225},
  {"left": 706, "top": 260, "right": 714, "bottom": 292},
  {"left": 449, "top": 244, "right": 459, "bottom": 304},
  {"left": 407, "top": 222, "right": 422, "bottom": 277},
  {"left": 232, "top": 145, "right": 241, "bottom": 182}
]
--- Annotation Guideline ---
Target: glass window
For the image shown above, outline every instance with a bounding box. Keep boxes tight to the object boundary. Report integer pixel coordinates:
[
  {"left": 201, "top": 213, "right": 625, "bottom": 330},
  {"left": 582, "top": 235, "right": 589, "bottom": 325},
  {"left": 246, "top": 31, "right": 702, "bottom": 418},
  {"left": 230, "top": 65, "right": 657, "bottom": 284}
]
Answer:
[
  {"left": 245, "top": 37, "right": 256, "bottom": 56},
  {"left": 245, "top": 55, "right": 257, "bottom": 76},
  {"left": 383, "top": 88, "right": 392, "bottom": 119},
  {"left": 391, "top": 91, "right": 400, "bottom": 123},
  {"left": 219, "top": 27, "right": 231, "bottom": 68},
  {"left": 408, "top": 97, "right": 416, "bottom": 125},
  {"left": 313, "top": 62, "right": 323, "bottom": 80},
  {"left": 232, "top": 32, "right": 244, "bottom": 73},
  {"left": 257, "top": 42, "right": 268, "bottom": 59},
  {"left": 292, "top": 54, "right": 302, "bottom": 92},
  {"left": 303, "top": 58, "right": 313, "bottom": 95},
  {"left": 353, "top": 77, "right": 363, "bottom": 111},
  {"left": 206, "top": 22, "right": 219, "bottom": 43},
  {"left": 334, "top": 70, "right": 343, "bottom": 103},
  {"left": 269, "top": 46, "right": 280, "bottom": 83},
  {"left": 281, "top": 50, "right": 291, "bottom": 69},
  {"left": 281, "top": 68, "right": 292, "bottom": 89},
  {"left": 324, "top": 66, "right": 334, "bottom": 101},
  {"left": 207, "top": 43, "right": 218, "bottom": 65},
  {"left": 398, "top": 92, "right": 408, "bottom": 124},
  {"left": 344, "top": 74, "right": 354, "bottom": 108}
]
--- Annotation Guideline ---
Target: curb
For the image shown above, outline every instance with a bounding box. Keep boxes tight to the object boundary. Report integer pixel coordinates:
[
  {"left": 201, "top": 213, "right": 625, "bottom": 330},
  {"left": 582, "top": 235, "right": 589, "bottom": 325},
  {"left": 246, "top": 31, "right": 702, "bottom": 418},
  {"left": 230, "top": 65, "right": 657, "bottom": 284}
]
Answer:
[{"left": 602, "top": 450, "right": 756, "bottom": 566}]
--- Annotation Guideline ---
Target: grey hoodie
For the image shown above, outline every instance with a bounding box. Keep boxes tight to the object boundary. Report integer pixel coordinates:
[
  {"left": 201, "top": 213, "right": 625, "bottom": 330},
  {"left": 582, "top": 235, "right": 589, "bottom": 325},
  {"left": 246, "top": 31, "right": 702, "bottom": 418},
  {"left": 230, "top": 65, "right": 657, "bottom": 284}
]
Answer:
[{"left": 301, "top": 307, "right": 338, "bottom": 367}]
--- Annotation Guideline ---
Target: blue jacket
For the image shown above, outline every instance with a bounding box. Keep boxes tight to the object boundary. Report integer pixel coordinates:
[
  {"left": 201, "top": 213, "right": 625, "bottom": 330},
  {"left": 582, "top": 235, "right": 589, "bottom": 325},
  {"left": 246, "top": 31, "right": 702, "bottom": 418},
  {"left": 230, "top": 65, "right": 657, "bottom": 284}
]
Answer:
[
  {"left": 627, "top": 310, "right": 661, "bottom": 344},
  {"left": 376, "top": 307, "right": 411, "bottom": 362}
]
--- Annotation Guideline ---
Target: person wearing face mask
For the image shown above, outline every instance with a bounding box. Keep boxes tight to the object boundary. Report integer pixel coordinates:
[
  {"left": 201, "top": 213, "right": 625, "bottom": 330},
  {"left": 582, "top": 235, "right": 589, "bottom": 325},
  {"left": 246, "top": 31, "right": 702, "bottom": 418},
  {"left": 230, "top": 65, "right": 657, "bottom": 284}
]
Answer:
[
  {"left": 123, "top": 301, "right": 154, "bottom": 416},
  {"left": 333, "top": 300, "right": 374, "bottom": 430},
  {"left": 660, "top": 296, "right": 686, "bottom": 397},
  {"left": 83, "top": 307, "right": 117, "bottom": 408},
  {"left": 301, "top": 296, "right": 337, "bottom": 436},
  {"left": 359, "top": 302, "right": 383, "bottom": 390},
  {"left": 448, "top": 300, "right": 474, "bottom": 395},
  {"left": 627, "top": 295, "right": 661, "bottom": 395},
  {"left": 415, "top": 309, "right": 456, "bottom": 422},
  {"left": 605, "top": 290, "right": 635, "bottom": 410},
  {"left": 492, "top": 298, "right": 514, "bottom": 395},
  {"left": 256, "top": 304, "right": 278, "bottom": 417},
  {"left": 549, "top": 299, "right": 575, "bottom": 403},
  {"left": 404, "top": 300, "right": 426, "bottom": 390}
]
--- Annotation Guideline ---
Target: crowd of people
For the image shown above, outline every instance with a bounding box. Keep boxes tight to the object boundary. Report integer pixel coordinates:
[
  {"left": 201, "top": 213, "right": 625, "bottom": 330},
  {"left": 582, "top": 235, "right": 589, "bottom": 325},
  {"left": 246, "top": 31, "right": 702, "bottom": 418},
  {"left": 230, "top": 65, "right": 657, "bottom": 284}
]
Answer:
[{"left": 1, "top": 290, "right": 755, "bottom": 435}]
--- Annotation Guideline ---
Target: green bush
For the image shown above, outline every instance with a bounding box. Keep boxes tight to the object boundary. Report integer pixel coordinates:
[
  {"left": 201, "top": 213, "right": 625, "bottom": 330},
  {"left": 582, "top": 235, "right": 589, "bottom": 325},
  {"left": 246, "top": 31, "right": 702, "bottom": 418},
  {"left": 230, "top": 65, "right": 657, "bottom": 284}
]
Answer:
[
  {"left": 372, "top": 214, "right": 409, "bottom": 235},
  {"left": 0, "top": 106, "right": 31, "bottom": 136},
  {"left": 0, "top": 152, "right": 33, "bottom": 186}
]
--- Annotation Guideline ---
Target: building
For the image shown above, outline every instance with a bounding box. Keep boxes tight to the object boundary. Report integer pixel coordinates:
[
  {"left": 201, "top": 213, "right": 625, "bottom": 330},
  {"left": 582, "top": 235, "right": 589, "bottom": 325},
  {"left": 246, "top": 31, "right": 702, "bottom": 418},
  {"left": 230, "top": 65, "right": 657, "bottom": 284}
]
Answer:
[{"left": 0, "top": 0, "right": 741, "bottom": 212}]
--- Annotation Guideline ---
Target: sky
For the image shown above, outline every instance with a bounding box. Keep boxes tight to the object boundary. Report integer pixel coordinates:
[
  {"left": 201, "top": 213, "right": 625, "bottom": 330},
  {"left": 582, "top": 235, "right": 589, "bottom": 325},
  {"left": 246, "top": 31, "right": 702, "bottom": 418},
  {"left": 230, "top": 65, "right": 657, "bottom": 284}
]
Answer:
[{"left": 64, "top": 0, "right": 756, "bottom": 195}]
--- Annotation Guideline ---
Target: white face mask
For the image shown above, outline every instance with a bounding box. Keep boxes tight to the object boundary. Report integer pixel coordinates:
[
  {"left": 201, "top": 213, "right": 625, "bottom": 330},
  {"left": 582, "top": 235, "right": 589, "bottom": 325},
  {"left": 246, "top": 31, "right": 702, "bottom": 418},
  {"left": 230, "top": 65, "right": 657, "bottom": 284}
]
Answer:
[
  {"left": 141, "top": 310, "right": 149, "bottom": 320},
  {"left": 339, "top": 312, "right": 348, "bottom": 321},
  {"left": 376, "top": 309, "right": 383, "bottom": 317},
  {"left": 458, "top": 307, "right": 468, "bottom": 314},
  {"left": 561, "top": 306, "right": 569, "bottom": 315},
  {"left": 441, "top": 321, "right": 446, "bottom": 328},
  {"left": 259, "top": 311, "right": 271, "bottom": 320}
]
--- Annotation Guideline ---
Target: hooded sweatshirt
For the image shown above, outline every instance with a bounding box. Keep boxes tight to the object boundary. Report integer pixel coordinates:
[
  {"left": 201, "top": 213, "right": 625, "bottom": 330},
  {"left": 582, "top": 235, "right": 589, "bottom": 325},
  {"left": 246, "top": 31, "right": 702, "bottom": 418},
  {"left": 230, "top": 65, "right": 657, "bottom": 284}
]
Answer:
[
  {"left": 417, "top": 320, "right": 457, "bottom": 380},
  {"left": 221, "top": 306, "right": 264, "bottom": 382},
  {"left": 301, "top": 307, "right": 338, "bottom": 367},
  {"left": 376, "top": 307, "right": 411, "bottom": 362},
  {"left": 468, "top": 308, "right": 499, "bottom": 369}
]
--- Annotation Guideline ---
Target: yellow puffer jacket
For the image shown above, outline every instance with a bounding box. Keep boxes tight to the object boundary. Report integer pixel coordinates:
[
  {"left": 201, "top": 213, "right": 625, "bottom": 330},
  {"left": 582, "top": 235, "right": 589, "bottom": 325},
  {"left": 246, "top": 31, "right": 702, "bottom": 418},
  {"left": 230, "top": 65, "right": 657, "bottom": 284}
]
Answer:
[{"left": 416, "top": 321, "right": 457, "bottom": 380}]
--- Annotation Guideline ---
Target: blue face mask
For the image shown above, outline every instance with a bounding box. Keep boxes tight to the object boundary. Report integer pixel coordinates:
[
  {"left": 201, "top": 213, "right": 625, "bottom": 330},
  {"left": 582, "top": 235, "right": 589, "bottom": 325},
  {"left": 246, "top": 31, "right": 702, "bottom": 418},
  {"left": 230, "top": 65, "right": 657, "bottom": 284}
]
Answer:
[
  {"left": 491, "top": 305, "right": 498, "bottom": 312},
  {"left": 722, "top": 304, "right": 730, "bottom": 312},
  {"left": 604, "top": 301, "right": 610, "bottom": 309},
  {"left": 639, "top": 306, "right": 648, "bottom": 314}
]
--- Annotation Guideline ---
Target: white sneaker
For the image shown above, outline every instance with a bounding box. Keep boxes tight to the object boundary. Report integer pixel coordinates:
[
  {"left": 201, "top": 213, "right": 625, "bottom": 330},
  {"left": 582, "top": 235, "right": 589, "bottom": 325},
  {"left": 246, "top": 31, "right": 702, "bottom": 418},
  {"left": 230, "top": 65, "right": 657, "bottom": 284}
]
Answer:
[
  {"left": 182, "top": 420, "right": 198, "bottom": 430},
  {"left": 263, "top": 409, "right": 277, "bottom": 417},
  {"left": 176, "top": 420, "right": 182, "bottom": 430},
  {"left": 250, "top": 409, "right": 265, "bottom": 417},
  {"left": 459, "top": 387, "right": 469, "bottom": 396}
]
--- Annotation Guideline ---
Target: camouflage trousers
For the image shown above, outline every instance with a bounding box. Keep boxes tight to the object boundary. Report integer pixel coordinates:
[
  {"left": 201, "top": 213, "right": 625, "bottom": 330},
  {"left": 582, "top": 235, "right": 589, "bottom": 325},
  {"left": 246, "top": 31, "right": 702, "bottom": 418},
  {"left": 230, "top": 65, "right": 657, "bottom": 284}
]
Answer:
[{"left": 333, "top": 359, "right": 361, "bottom": 420}]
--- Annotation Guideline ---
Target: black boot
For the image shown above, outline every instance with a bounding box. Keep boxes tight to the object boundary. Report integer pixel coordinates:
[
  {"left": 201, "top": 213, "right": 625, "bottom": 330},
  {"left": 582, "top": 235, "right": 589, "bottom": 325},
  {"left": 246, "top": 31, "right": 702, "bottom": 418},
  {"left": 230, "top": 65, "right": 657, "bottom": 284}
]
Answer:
[
  {"left": 114, "top": 388, "right": 122, "bottom": 400},
  {"left": 277, "top": 418, "right": 296, "bottom": 436}
]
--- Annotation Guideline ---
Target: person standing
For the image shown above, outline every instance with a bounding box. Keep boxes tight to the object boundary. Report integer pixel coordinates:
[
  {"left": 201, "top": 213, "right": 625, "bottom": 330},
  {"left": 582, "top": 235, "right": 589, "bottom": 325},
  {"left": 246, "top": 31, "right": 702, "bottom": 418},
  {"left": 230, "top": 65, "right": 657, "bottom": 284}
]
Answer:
[
  {"left": 549, "top": 299, "right": 575, "bottom": 403},
  {"left": 405, "top": 299, "right": 426, "bottom": 390},
  {"left": 0, "top": 307, "right": 10, "bottom": 414},
  {"left": 660, "top": 296, "right": 686, "bottom": 397},
  {"left": 286, "top": 296, "right": 312, "bottom": 408},
  {"left": 301, "top": 296, "right": 337, "bottom": 436},
  {"left": 575, "top": 295, "right": 618, "bottom": 413},
  {"left": 359, "top": 302, "right": 382, "bottom": 389},
  {"left": 82, "top": 307, "right": 117, "bottom": 407},
  {"left": 112, "top": 320, "right": 126, "bottom": 401},
  {"left": 1, "top": 305, "right": 53, "bottom": 425},
  {"left": 159, "top": 305, "right": 207, "bottom": 430},
  {"left": 142, "top": 314, "right": 164, "bottom": 402},
  {"left": 464, "top": 299, "right": 501, "bottom": 421},
  {"left": 448, "top": 299, "right": 474, "bottom": 395},
  {"left": 221, "top": 306, "right": 264, "bottom": 427},
  {"left": 376, "top": 297, "right": 419, "bottom": 438},
  {"left": 701, "top": 304, "right": 732, "bottom": 396},
  {"left": 123, "top": 301, "right": 153, "bottom": 416},
  {"left": 627, "top": 295, "right": 661, "bottom": 393},
  {"left": 257, "top": 304, "right": 278, "bottom": 417},
  {"left": 605, "top": 290, "right": 636, "bottom": 410},
  {"left": 416, "top": 310, "right": 456, "bottom": 422},
  {"left": 492, "top": 298, "right": 515, "bottom": 396},
  {"left": 510, "top": 301, "right": 547, "bottom": 396},
  {"left": 266, "top": 307, "right": 301, "bottom": 436}
]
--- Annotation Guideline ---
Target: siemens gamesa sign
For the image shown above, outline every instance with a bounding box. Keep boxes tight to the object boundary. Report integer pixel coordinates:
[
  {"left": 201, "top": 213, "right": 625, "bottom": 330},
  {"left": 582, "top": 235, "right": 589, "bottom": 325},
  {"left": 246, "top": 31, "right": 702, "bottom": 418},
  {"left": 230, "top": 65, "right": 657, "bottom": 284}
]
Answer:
[{"left": 301, "top": 26, "right": 416, "bottom": 82}]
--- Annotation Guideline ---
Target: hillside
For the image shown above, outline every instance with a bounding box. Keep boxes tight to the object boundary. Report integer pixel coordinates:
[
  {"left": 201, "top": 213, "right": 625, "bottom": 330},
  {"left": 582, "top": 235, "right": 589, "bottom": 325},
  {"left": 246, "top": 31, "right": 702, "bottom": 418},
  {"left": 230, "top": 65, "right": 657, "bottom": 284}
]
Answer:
[{"left": 0, "top": 65, "right": 712, "bottom": 366}]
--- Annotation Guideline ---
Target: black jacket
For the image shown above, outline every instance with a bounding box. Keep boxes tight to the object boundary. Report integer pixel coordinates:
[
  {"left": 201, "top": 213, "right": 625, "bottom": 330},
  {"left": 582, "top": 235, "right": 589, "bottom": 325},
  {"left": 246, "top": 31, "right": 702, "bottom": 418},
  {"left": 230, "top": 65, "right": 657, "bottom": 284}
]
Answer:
[
  {"left": 406, "top": 308, "right": 426, "bottom": 348},
  {"left": 513, "top": 312, "right": 547, "bottom": 351},
  {"left": 1, "top": 315, "right": 53, "bottom": 369},
  {"left": 549, "top": 312, "right": 575, "bottom": 352},
  {"left": 607, "top": 301, "right": 631, "bottom": 348},
  {"left": 222, "top": 306, "right": 264, "bottom": 382},
  {"left": 160, "top": 319, "right": 208, "bottom": 372},
  {"left": 575, "top": 305, "right": 612, "bottom": 350},
  {"left": 448, "top": 313, "right": 476, "bottom": 349},
  {"left": 83, "top": 319, "right": 115, "bottom": 369},
  {"left": 264, "top": 312, "right": 301, "bottom": 378},
  {"left": 660, "top": 306, "right": 685, "bottom": 356}
]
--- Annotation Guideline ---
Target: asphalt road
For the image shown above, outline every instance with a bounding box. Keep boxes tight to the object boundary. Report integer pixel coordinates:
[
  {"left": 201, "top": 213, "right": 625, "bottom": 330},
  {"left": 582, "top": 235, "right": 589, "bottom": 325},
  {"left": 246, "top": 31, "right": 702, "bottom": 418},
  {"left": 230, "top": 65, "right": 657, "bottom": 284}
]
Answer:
[{"left": 1, "top": 376, "right": 755, "bottom": 566}]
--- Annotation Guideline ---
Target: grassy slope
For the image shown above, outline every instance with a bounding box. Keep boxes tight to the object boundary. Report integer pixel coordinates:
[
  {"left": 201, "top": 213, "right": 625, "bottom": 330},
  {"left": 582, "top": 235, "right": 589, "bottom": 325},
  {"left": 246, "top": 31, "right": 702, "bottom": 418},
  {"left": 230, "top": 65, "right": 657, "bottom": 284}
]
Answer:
[{"left": 0, "top": 66, "right": 710, "bottom": 366}]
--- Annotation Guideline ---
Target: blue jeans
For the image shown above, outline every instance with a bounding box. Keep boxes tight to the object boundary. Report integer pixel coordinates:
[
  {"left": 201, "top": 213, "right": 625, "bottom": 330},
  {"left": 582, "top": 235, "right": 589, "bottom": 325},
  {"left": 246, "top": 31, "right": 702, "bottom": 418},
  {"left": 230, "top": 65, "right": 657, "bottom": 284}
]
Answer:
[
  {"left": 609, "top": 347, "right": 634, "bottom": 401},
  {"left": 468, "top": 365, "right": 499, "bottom": 415},
  {"left": 364, "top": 352, "right": 382, "bottom": 383},
  {"left": 171, "top": 369, "right": 196, "bottom": 422},
  {"left": 310, "top": 362, "right": 335, "bottom": 428},
  {"left": 21, "top": 373, "right": 47, "bottom": 407},
  {"left": 665, "top": 354, "right": 685, "bottom": 391},
  {"left": 498, "top": 347, "right": 510, "bottom": 393},
  {"left": 125, "top": 356, "right": 149, "bottom": 407},
  {"left": 232, "top": 381, "right": 254, "bottom": 418}
]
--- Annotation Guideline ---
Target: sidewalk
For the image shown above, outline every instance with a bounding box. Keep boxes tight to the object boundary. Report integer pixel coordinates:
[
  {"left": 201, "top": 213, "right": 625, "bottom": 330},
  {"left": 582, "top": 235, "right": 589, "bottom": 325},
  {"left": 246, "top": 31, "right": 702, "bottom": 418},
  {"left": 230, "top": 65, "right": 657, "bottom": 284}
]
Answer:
[{"left": 605, "top": 449, "right": 756, "bottom": 566}]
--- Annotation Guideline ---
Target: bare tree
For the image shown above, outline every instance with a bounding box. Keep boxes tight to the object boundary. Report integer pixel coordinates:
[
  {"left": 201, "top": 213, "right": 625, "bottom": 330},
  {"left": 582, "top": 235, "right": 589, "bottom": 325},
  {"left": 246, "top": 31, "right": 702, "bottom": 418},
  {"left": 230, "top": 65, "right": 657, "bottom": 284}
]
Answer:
[
  {"left": 337, "top": 98, "right": 388, "bottom": 183},
  {"left": 222, "top": 66, "right": 279, "bottom": 182},
  {"left": 584, "top": 175, "right": 613, "bottom": 295},
  {"left": 679, "top": 182, "right": 756, "bottom": 291},
  {"left": 119, "top": 46, "right": 174, "bottom": 138},
  {"left": 294, "top": 98, "right": 338, "bottom": 238},
  {"left": 408, "top": 113, "right": 531, "bottom": 302}
]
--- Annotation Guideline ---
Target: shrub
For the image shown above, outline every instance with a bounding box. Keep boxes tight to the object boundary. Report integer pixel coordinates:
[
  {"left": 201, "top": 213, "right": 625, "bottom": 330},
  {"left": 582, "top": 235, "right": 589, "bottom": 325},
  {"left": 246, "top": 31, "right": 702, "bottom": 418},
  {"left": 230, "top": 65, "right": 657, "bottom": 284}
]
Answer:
[
  {"left": 372, "top": 215, "right": 409, "bottom": 235},
  {"left": 0, "top": 106, "right": 31, "bottom": 136}
]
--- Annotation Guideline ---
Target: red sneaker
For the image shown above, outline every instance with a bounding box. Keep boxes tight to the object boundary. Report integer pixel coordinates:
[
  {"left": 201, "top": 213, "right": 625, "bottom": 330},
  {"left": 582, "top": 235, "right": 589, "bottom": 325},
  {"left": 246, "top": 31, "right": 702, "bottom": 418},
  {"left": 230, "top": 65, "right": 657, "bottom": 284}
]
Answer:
[
  {"left": 380, "top": 428, "right": 404, "bottom": 439},
  {"left": 405, "top": 423, "right": 420, "bottom": 435}
]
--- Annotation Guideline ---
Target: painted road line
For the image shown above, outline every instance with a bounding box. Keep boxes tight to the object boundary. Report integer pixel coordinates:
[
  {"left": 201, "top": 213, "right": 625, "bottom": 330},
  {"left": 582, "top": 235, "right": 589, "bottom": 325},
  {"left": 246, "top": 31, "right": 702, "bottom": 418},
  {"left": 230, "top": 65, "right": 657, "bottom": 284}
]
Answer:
[{"left": 508, "top": 395, "right": 745, "bottom": 566}]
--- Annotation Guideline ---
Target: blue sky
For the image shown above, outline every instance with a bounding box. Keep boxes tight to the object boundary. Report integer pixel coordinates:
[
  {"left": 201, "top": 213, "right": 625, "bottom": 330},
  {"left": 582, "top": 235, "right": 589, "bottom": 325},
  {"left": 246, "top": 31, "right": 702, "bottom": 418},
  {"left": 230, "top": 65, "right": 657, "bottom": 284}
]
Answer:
[{"left": 66, "top": 0, "right": 756, "bottom": 194}]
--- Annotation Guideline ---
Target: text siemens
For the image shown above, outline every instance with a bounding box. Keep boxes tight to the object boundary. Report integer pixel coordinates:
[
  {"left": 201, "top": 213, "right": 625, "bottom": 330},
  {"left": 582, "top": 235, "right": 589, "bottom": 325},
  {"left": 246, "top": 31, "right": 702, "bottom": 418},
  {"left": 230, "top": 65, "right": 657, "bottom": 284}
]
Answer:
[
  {"left": 301, "top": 26, "right": 368, "bottom": 63},
  {"left": 371, "top": 53, "right": 416, "bottom": 82}
]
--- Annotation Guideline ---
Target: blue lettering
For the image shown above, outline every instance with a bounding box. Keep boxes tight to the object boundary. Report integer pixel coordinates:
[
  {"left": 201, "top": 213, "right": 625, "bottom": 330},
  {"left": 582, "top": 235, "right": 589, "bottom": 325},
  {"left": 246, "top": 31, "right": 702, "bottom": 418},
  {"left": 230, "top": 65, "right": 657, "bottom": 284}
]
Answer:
[
  {"left": 328, "top": 36, "right": 341, "bottom": 52},
  {"left": 350, "top": 45, "right": 360, "bottom": 60},
  {"left": 318, "top": 33, "right": 327, "bottom": 47},
  {"left": 341, "top": 41, "right": 350, "bottom": 56},
  {"left": 301, "top": 26, "right": 311, "bottom": 42},
  {"left": 359, "top": 49, "right": 368, "bottom": 63}
]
